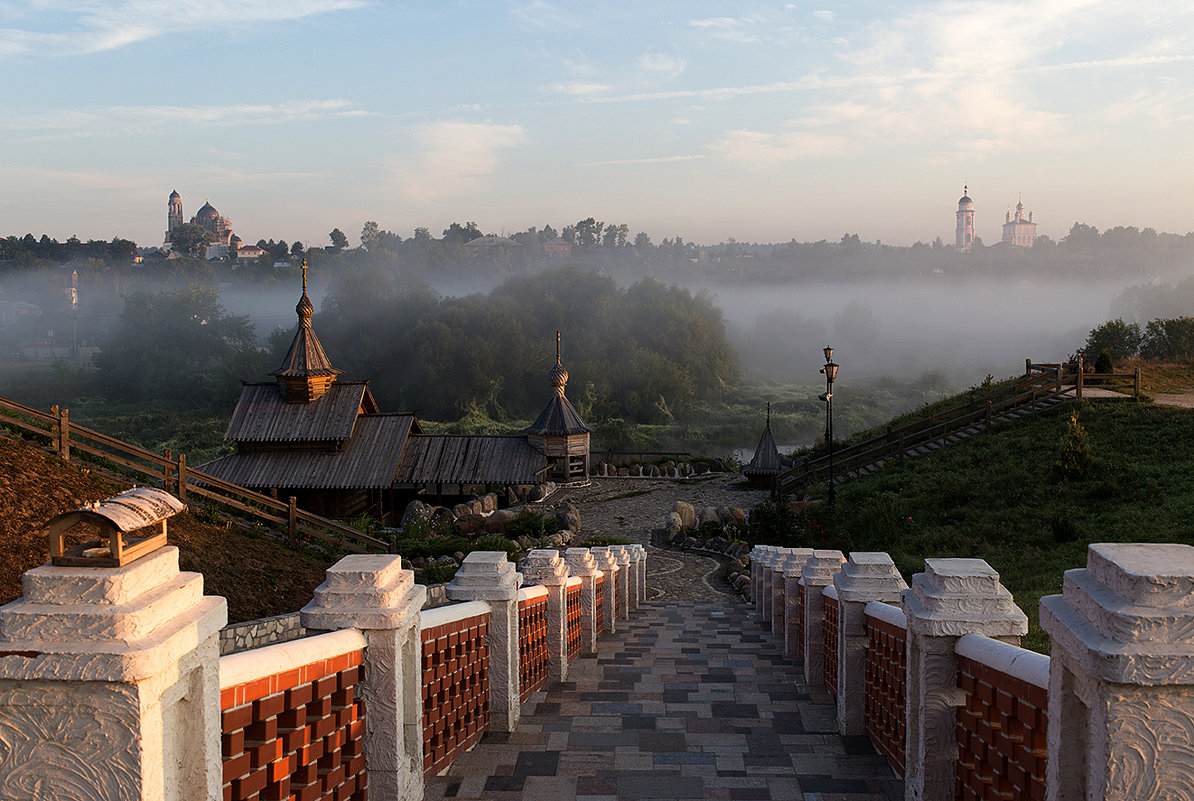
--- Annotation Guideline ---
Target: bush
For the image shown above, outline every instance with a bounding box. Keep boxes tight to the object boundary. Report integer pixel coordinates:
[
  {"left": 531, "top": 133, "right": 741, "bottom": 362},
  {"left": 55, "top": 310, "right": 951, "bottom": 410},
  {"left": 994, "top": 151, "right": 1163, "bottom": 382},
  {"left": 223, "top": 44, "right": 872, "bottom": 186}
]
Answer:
[
  {"left": 416, "top": 562, "right": 459, "bottom": 585},
  {"left": 1083, "top": 319, "right": 1141, "bottom": 362},
  {"left": 1094, "top": 348, "right": 1113, "bottom": 374},
  {"left": 699, "top": 519, "right": 724, "bottom": 538},
  {"left": 392, "top": 535, "right": 470, "bottom": 559},
  {"left": 746, "top": 500, "right": 801, "bottom": 546},
  {"left": 506, "top": 509, "right": 546, "bottom": 538},
  {"left": 1054, "top": 412, "right": 1094, "bottom": 481},
  {"left": 468, "top": 534, "right": 519, "bottom": 561},
  {"left": 579, "top": 534, "right": 630, "bottom": 547}
]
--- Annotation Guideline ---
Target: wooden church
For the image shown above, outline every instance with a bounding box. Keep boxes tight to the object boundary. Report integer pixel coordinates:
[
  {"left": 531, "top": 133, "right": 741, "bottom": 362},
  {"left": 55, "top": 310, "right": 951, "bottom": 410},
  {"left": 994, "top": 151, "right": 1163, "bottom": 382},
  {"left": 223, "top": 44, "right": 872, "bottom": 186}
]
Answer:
[{"left": 200, "top": 263, "right": 591, "bottom": 522}]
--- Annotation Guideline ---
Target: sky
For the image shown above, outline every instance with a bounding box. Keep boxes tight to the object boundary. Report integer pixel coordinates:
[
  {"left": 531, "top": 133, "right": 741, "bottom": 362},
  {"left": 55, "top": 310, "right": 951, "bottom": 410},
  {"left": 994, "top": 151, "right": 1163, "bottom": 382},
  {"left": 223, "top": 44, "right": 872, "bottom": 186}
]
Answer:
[{"left": 2, "top": 1, "right": 1194, "bottom": 249}]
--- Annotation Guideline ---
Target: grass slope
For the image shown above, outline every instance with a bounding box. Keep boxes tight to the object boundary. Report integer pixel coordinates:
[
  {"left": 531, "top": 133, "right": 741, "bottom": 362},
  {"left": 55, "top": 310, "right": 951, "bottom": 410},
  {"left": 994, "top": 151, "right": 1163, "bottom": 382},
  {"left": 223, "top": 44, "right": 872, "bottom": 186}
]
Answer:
[
  {"left": 805, "top": 396, "right": 1194, "bottom": 651},
  {"left": 0, "top": 433, "right": 336, "bottom": 623}
]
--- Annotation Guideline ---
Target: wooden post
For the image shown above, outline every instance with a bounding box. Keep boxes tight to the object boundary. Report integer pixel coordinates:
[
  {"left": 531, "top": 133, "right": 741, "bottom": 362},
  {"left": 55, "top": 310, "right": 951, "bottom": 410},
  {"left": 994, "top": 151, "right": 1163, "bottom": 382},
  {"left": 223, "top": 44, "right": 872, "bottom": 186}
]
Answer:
[
  {"left": 1135, "top": 367, "right": 1141, "bottom": 397},
  {"left": 54, "top": 406, "right": 70, "bottom": 461},
  {"left": 985, "top": 400, "right": 992, "bottom": 426},
  {"left": 1076, "top": 356, "right": 1084, "bottom": 399},
  {"left": 1025, "top": 358, "right": 1032, "bottom": 376},
  {"left": 288, "top": 496, "right": 298, "bottom": 540},
  {"left": 177, "top": 453, "right": 187, "bottom": 502},
  {"left": 163, "top": 448, "right": 173, "bottom": 493}
]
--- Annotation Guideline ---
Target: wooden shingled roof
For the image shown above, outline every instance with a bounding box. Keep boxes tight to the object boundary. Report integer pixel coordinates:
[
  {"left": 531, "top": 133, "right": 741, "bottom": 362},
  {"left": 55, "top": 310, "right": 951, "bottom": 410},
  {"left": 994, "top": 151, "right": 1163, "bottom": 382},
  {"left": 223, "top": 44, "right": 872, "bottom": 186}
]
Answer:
[
  {"left": 202, "top": 414, "right": 417, "bottom": 489},
  {"left": 525, "top": 394, "right": 591, "bottom": 436},
  {"left": 742, "top": 407, "right": 791, "bottom": 478},
  {"left": 394, "top": 435, "right": 546, "bottom": 486},
  {"left": 224, "top": 382, "right": 377, "bottom": 443}
]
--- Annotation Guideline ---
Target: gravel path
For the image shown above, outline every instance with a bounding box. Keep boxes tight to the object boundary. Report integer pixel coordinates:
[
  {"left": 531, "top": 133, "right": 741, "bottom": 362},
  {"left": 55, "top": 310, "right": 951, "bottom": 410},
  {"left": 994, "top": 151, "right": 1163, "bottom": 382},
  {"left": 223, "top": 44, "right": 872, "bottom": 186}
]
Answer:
[{"left": 553, "top": 475, "right": 768, "bottom": 604}]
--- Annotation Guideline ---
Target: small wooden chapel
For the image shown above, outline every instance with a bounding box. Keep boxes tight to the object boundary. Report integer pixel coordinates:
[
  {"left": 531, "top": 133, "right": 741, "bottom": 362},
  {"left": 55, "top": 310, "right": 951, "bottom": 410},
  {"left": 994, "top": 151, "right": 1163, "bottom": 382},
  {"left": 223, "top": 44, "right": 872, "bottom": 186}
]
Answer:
[{"left": 199, "top": 262, "right": 592, "bottom": 522}]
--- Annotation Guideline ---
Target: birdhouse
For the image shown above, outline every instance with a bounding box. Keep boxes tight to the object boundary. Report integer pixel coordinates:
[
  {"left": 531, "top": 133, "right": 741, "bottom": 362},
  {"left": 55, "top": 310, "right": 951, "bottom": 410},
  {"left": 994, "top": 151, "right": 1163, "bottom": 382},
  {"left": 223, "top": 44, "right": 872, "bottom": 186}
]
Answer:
[{"left": 45, "top": 487, "right": 185, "bottom": 567}]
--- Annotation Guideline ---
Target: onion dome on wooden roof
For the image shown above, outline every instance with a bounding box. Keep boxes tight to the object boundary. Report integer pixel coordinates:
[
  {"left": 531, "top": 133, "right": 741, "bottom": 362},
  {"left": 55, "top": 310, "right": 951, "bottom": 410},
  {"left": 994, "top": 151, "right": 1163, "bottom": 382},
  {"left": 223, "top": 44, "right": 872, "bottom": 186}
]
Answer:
[
  {"left": 272, "top": 259, "right": 342, "bottom": 403},
  {"left": 526, "top": 332, "right": 591, "bottom": 435}
]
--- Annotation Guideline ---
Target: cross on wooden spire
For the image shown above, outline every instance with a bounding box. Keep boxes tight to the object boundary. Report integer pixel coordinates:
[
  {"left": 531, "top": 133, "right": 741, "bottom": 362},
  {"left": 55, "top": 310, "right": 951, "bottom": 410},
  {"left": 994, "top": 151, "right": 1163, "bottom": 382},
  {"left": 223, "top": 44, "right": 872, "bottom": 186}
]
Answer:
[{"left": 301, "top": 258, "right": 308, "bottom": 294}]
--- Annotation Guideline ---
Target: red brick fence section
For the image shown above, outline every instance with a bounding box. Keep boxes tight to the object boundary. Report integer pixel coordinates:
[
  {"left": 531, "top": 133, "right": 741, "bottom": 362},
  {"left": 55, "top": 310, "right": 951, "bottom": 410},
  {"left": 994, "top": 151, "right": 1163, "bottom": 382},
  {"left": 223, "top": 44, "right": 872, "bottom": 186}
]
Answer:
[
  {"left": 219, "top": 629, "right": 368, "bottom": 801},
  {"left": 752, "top": 543, "right": 1194, "bottom": 801},
  {"left": 420, "top": 602, "right": 490, "bottom": 780}
]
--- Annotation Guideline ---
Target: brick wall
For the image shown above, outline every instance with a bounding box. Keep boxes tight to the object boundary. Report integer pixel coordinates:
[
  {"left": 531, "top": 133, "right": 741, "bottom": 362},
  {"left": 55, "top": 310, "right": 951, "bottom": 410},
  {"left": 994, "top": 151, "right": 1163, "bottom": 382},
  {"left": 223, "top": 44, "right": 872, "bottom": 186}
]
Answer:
[
  {"left": 823, "top": 591, "right": 839, "bottom": 698},
  {"left": 518, "top": 588, "right": 549, "bottom": 702},
  {"left": 566, "top": 580, "right": 582, "bottom": 660},
  {"left": 955, "top": 636, "right": 1049, "bottom": 801},
  {"left": 595, "top": 574, "right": 606, "bottom": 635},
  {"left": 864, "top": 602, "right": 907, "bottom": 778},
  {"left": 421, "top": 606, "right": 490, "bottom": 779},
  {"left": 219, "top": 630, "right": 367, "bottom": 801}
]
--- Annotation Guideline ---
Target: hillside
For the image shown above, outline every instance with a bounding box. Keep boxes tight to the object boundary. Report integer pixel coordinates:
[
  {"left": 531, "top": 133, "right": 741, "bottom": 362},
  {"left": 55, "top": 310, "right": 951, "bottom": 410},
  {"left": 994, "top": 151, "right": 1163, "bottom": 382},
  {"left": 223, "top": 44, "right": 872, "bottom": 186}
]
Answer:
[
  {"left": 0, "top": 433, "right": 336, "bottom": 623},
  {"left": 792, "top": 394, "right": 1194, "bottom": 650}
]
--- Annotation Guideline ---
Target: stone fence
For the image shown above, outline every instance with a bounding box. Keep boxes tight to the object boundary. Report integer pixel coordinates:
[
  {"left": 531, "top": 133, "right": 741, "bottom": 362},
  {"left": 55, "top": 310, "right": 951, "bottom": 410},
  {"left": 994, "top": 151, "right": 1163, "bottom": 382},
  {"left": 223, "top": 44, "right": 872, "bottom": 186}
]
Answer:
[
  {"left": 0, "top": 543, "right": 648, "bottom": 801},
  {"left": 751, "top": 542, "right": 1194, "bottom": 801}
]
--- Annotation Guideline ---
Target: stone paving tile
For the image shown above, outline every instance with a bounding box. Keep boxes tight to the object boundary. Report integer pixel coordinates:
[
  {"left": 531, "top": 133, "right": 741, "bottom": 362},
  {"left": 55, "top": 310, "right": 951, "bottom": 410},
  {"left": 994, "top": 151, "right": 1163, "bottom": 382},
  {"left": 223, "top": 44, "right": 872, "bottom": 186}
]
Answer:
[{"left": 424, "top": 601, "right": 902, "bottom": 801}]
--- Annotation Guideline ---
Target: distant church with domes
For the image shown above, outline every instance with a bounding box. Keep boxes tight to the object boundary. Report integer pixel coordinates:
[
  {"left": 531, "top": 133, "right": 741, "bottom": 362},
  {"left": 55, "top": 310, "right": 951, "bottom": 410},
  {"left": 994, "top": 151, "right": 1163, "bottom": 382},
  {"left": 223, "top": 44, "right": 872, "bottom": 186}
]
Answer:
[
  {"left": 164, "top": 189, "right": 238, "bottom": 249},
  {"left": 954, "top": 185, "right": 1037, "bottom": 250}
]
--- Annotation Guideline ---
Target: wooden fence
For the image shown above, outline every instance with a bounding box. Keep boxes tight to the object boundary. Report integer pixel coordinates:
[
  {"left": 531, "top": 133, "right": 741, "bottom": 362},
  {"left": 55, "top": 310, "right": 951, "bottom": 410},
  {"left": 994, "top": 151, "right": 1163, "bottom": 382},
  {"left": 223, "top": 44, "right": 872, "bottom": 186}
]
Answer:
[
  {"left": 0, "top": 395, "right": 387, "bottom": 553},
  {"left": 775, "top": 360, "right": 1140, "bottom": 498}
]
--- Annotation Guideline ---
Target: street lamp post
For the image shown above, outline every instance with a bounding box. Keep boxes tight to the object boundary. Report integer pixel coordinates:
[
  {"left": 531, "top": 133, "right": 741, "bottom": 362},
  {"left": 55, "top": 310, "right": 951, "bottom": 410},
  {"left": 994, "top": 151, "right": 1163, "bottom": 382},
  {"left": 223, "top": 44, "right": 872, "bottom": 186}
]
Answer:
[{"left": 819, "top": 347, "right": 839, "bottom": 505}]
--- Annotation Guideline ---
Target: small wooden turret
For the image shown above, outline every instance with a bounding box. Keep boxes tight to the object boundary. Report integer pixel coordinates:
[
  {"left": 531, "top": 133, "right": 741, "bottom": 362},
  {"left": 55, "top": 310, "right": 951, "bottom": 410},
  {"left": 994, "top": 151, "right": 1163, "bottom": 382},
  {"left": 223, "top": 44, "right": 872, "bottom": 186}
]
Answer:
[
  {"left": 272, "top": 259, "right": 343, "bottom": 403},
  {"left": 526, "top": 332, "right": 591, "bottom": 483}
]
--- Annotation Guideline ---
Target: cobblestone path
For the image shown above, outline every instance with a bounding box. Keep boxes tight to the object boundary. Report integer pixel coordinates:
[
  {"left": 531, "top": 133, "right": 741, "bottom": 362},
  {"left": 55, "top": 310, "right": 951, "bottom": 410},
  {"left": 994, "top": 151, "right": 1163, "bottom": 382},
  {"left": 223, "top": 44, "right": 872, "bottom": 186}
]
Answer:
[
  {"left": 424, "top": 601, "right": 902, "bottom": 801},
  {"left": 555, "top": 476, "right": 768, "bottom": 604}
]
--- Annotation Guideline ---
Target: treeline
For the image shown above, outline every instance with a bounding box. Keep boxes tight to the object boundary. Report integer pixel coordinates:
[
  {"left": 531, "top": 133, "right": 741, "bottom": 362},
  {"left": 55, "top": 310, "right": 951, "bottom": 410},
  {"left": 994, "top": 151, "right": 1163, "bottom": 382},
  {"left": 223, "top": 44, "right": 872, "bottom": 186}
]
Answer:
[
  {"left": 1084, "top": 317, "right": 1194, "bottom": 363},
  {"left": 304, "top": 266, "right": 738, "bottom": 423},
  {"left": 1, "top": 234, "right": 137, "bottom": 264},
  {"left": 85, "top": 267, "right": 739, "bottom": 426}
]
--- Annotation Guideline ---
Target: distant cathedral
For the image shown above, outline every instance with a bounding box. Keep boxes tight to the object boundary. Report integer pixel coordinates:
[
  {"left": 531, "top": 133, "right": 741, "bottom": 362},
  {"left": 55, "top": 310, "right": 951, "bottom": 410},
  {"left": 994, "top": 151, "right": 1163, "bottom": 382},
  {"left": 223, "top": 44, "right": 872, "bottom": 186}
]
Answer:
[
  {"left": 954, "top": 186, "right": 1037, "bottom": 251},
  {"left": 1001, "top": 195, "right": 1037, "bottom": 247},
  {"left": 165, "top": 190, "right": 237, "bottom": 247}
]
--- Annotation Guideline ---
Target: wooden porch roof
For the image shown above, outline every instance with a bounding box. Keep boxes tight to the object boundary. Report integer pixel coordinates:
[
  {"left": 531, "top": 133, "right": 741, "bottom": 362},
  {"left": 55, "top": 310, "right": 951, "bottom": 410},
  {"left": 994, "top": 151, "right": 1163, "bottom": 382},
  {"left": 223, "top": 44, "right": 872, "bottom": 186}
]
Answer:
[{"left": 395, "top": 435, "right": 546, "bottom": 486}]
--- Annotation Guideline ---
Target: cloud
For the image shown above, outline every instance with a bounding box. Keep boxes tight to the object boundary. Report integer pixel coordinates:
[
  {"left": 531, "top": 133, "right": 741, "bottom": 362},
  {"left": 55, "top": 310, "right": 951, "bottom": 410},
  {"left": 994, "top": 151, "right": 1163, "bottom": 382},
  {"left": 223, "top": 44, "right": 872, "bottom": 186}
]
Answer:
[
  {"left": 508, "top": 0, "right": 579, "bottom": 28},
  {"left": 688, "top": 15, "right": 759, "bottom": 43},
  {"left": 812, "top": 10, "right": 834, "bottom": 23},
  {"left": 0, "top": 99, "right": 368, "bottom": 139},
  {"left": 0, "top": 0, "right": 369, "bottom": 58},
  {"left": 638, "top": 52, "right": 687, "bottom": 80},
  {"left": 545, "top": 82, "right": 611, "bottom": 96},
  {"left": 394, "top": 122, "right": 526, "bottom": 202},
  {"left": 578, "top": 154, "right": 707, "bottom": 167},
  {"left": 709, "top": 129, "right": 847, "bottom": 166}
]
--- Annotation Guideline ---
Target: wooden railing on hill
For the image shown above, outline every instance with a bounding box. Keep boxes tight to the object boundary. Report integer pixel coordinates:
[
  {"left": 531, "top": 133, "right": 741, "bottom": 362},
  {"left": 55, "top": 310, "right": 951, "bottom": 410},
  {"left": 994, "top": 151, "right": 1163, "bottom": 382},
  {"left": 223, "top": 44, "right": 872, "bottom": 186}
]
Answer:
[
  {"left": 774, "top": 359, "right": 1140, "bottom": 498},
  {"left": 0, "top": 395, "right": 387, "bottom": 553}
]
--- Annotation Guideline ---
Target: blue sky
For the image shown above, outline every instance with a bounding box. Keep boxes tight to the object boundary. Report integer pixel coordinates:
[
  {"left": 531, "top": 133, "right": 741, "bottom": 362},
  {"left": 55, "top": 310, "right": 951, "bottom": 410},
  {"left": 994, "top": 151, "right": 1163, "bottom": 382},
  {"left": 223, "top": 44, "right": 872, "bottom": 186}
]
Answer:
[{"left": 2, "top": 1, "right": 1193, "bottom": 248}]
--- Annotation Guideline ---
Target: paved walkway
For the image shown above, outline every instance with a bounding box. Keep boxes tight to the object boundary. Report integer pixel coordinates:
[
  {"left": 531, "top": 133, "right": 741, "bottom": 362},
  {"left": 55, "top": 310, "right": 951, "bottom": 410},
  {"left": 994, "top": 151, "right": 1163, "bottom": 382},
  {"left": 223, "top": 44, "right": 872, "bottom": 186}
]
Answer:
[{"left": 424, "top": 601, "right": 902, "bottom": 801}]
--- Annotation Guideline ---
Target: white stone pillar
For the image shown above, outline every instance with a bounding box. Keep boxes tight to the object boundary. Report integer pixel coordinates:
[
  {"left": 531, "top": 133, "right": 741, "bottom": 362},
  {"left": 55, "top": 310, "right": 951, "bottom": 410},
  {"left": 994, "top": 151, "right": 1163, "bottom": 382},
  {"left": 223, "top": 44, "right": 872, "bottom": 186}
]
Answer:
[
  {"left": 802, "top": 550, "right": 846, "bottom": 685},
  {"left": 772, "top": 548, "right": 793, "bottom": 637},
  {"left": 521, "top": 549, "right": 570, "bottom": 682},
  {"left": 301, "top": 554, "right": 426, "bottom": 801},
  {"left": 596, "top": 546, "right": 630, "bottom": 621},
  {"left": 630, "top": 544, "right": 648, "bottom": 606},
  {"left": 833, "top": 552, "right": 907, "bottom": 735},
  {"left": 591, "top": 547, "right": 619, "bottom": 634},
  {"left": 0, "top": 546, "right": 226, "bottom": 801},
  {"left": 751, "top": 545, "right": 773, "bottom": 619},
  {"left": 761, "top": 547, "right": 778, "bottom": 624},
  {"left": 781, "top": 548, "right": 815, "bottom": 662},
  {"left": 611, "top": 546, "right": 638, "bottom": 612},
  {"left": 1040, "top": 543, "right": 1194, "bottom": 801},
  {"left": 565, "top": 548, "right": 600, "bottom": 654},
  {"left": 903, "top": 558, "right": 1026, "bottom": 801},
  {"left": 446, "top": 551, "right": 522, "bottom": 732}
]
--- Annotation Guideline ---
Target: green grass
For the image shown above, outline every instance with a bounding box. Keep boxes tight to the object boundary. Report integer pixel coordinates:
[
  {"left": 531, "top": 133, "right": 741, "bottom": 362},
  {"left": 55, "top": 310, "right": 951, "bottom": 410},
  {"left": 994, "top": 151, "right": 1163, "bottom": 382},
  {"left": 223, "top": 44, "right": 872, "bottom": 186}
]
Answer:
[{"left": 787, "top": 396, "right": 1194, "bottom": 652}]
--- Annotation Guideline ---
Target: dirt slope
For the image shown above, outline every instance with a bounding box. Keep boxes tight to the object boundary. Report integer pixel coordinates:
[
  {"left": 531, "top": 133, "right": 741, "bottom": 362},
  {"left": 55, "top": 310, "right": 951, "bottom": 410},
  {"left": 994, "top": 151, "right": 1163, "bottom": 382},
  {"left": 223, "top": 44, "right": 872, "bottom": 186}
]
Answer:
[{"left": 0, "top": 433, "right": 334, "bottom": 623}]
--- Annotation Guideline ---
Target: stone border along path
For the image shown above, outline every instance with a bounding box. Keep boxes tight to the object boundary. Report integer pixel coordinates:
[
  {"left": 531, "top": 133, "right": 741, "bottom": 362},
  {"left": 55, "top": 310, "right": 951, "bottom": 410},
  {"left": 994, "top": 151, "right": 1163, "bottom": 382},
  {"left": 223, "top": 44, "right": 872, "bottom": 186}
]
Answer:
[{"left": 554, "top": 475, "right": 769, "bottom": 603}]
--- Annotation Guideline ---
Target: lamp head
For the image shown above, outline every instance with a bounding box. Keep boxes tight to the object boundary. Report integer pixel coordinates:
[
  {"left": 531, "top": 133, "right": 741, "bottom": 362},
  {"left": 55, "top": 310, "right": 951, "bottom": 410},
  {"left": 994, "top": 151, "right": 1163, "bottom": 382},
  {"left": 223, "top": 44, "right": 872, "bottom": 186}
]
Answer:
[
  {"left": 825, "top": 362, "right": 839, "bottom": 382},
  {"left": 823, "top": 346, "right": 834, "bottom": 363}
]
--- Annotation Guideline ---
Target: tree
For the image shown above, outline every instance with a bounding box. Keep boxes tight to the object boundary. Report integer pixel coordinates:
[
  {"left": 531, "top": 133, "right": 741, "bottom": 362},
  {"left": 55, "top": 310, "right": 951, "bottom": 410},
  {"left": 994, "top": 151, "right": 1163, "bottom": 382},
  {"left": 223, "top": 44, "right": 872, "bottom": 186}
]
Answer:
[
  {"left": 169, "top": 223, "right": 214, "bottom": 259},
  {"left": 329, "top": 228, "right": 349, "bottom": 251},
  {"left": 290, "top": 241, "right": 305, "bottom": 260},
  {"left": 413, "top": 227, "right": 432, "bottom": 241},
  {"left": 1083, "top": 318, "right": 1142, "bottom": 362},
  {"left": 442, "top": 221, "right": 482, "bottom": 244},
  {"left": 1139, "top": 317, "right": 1194, "bottom": 361},
  {"left": 95, "top": 286, "right": 262, "bottom": 405},
  {"left": 361, "top": 221, "right": 380, "bottom": 251},
  {"left": 634, "top": 232, "right": 653, "bottom": 251}
]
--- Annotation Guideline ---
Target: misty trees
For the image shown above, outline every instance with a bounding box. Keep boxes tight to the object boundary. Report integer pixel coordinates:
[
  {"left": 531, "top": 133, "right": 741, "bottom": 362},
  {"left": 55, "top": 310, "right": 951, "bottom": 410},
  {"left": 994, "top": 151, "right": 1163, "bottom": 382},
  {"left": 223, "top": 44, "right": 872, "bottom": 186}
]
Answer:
[
  {"left": 1083, "top": 319, "right": 1142, "bottom": 363},
  {"left": 308, "top": 266, "right": 740, "bottom": 424},
  {"left": 96, "top": 286, "right": 263, "bottom": 406},
  {"left": 329, "top": 228, "right": 349, "bottom": 251}
]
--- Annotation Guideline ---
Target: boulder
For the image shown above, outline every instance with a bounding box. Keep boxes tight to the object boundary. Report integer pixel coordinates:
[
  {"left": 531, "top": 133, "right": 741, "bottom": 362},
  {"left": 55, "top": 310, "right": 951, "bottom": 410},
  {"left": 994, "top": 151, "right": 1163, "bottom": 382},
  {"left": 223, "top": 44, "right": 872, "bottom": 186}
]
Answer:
[
  {"left": 629, "top": 464, "right": 642, "bottom": 477},
  {"left": 452, "top": 503, "right": 471, "bottom": 519},
  {"left": 480, "top": 493, "right": 498, "bottom": 514},
  {"left": 515, "top": 535, "right": 537, "bottom": 550},
  {"left": 411, "top": 556, "right": 425, "bottom": 568},
  {"left": 694, "top": 461, "right": 709, "bottom": 475},
  {"left": 698, "top": 506, "right": 720, "bottom": 527},
  {"left": 617, "top": 467, "right": 629, "bottom": 477},
  {"left": 729, "top": 507, "right": 747, "bottom": 526},
  {"left": 467, "top": 499, "right": 484, "bottom": 516},
  {"left": 554, "top": 504, "right": 581, "bottom": 534},
  {"left": 400, "top": 500, "right": 430, "bottom": 529},
  {"left": 672, "top": 501, "right": 696, "bottom": 530},
  {"left": 709, "top": 459, "right": 725, "bottom": 473},
  {"left": 436, "top": 555, "right": 457, "bottom": 566},
  {"left": 431, "top": 506, "right": 456, "bottom": 524},
  {"left": 554, "top": 529, "right": 574, "bottom": 545},
  {"left": 649, "top": 465, "right": 661, "bottom": 477},
  {"left": 456, "top": 513, "right": 487, "bottom": 533},
  {"left": 541, "top": 532, "right": 564, "bottom": 548},
  {"left": 486, "top": 508, "right": 519, "bottom": 531}
]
